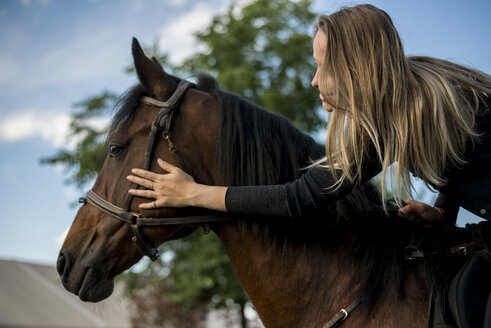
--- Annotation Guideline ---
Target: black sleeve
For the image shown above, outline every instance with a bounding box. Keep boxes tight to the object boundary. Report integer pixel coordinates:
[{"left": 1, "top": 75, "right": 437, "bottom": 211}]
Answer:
[
  {"left": 434, "top": 192, "right": 459, "bottom": 225},
  {"left": 225, "top": 162, "right": 381, "bottom": 218}
]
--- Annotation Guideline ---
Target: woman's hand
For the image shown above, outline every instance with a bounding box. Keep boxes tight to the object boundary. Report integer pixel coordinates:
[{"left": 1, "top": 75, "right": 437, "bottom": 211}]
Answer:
[
  {"left": 127, "top": 159, "right": 196, "bottom": 209},
  {"left": 398, "top": 199, "right": 445, "bottom": 228},
  {"left": 127, "top": 159, "right": 227, "bottom": 212}
]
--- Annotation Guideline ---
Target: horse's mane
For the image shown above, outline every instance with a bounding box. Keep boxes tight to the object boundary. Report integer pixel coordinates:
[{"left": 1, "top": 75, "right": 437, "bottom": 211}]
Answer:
[
  {"left": 109, "top": 74, "right": 427, "bottom": 313},
  {"left": 199, "top": 74, "right": 427, "bottom": 312}
]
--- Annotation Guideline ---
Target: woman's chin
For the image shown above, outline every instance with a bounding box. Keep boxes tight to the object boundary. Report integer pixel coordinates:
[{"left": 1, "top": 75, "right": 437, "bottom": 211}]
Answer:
[{"left": 322, "top": 103, "right": 333, "bottom": 112}]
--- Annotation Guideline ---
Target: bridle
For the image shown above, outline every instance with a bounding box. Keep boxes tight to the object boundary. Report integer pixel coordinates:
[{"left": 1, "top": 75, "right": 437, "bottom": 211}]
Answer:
[{"left": 79, "top": 80, "right": 231, "bottom": 261}]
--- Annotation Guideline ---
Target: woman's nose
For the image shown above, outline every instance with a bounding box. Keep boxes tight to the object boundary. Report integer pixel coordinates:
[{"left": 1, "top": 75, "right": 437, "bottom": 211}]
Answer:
[{"left": 311, "top": 71, "right": 318, "bottom": 88}]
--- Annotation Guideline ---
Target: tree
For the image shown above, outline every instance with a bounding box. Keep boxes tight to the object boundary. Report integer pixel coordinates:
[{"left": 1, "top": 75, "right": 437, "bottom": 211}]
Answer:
[
  {"left": 182, "top": 0, "right": 320, "bottom": 132},
  {"left": 43, "top": 0, "right": 319, "bottom": 327}
]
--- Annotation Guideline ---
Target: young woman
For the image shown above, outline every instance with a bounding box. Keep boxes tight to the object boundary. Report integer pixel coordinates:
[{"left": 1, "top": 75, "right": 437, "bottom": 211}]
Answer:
[{"left": 128, "top": 4, "right": 490, "bottom": 327}]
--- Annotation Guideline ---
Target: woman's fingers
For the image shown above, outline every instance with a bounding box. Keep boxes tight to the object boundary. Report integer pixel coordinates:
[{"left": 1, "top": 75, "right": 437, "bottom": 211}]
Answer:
[
  {"left": 126, "top": 159, "right": 197, "bottom": 209},
  {"left": 398, "top": 200, "right": 422, "bottom": 215},
  {"left": 398, "top": 202, "right": 412, "bottom": 218},
  {"left": 157, "top": 158, "right": 179, "bottom": 173},
  {"left": 128, "top": 188, "right": 157, "bottom": 198},
  {"left": 139, "top": 200, "right": 162, "bottom": 209},
  {"left": 128, "top": 160, "right": 184, "bottom": 187},
  {"left": 127, "top": 174, "right": 155, "bottom": 189},
  {"left": 130, "top": 168, "right": 161, "bottom": 181}
]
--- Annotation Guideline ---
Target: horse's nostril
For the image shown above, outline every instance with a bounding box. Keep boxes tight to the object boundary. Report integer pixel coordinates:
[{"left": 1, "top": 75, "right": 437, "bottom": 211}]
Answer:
[{"left": 57, "top": 251, "right": 66, "bottom": 276}]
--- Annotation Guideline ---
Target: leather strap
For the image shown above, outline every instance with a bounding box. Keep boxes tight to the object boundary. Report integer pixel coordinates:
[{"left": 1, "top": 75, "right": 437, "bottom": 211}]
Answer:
[
  {"left": 321, "top": 298, "right": 361, "bottom": 328},
  {"left": 140, "top": 80, "right": 193, "bottom": 111},
  {"left": 84, "top": 190, "right": 231, "bottom": 227},
  {"left": 86, "top": 190, "right": 139, "bottom": 224},
  {"left": 449, "top": 241, "right": 485, "bottom": 256},
  {"left": 140, "top": 80, "right": 194, "bottom": 130},
  {"left": 137, "top": 215, "right": 232, "bottom": 226},
  {"left": 131, "top": 224, "right": 160, "bottom": 261}
]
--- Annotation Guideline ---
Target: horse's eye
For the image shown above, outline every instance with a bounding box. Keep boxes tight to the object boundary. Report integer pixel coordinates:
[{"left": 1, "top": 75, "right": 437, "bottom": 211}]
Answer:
[{"left": 109, "top": 144, "right": 123, "bottom": 158}]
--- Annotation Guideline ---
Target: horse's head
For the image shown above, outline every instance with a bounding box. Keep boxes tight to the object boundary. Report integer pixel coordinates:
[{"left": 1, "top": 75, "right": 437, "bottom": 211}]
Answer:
[{"left": 57, "top": 38, "right": 221, "bottom": 302}]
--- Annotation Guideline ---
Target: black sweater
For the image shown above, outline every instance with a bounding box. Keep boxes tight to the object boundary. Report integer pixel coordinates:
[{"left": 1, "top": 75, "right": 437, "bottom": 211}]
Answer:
[{"left": 226, "top": 99, "right": 491, "bottom": 221}]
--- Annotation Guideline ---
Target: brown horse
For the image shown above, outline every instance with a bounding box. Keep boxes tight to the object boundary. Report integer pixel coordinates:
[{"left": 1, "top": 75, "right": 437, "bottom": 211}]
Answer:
[{"left": 57, "top": 39, "right": 430, "bottom": 327}]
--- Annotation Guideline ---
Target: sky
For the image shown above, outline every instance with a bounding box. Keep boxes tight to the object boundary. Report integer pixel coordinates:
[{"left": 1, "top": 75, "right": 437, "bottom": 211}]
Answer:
[{"left": 0, "top": 0, "right": 490, "bottom": 265}]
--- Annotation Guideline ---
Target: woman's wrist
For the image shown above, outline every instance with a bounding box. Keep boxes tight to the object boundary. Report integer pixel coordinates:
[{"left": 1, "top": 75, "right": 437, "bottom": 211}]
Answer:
[{"left": 190, "top": 184, "right": 228, "bottom": 212}]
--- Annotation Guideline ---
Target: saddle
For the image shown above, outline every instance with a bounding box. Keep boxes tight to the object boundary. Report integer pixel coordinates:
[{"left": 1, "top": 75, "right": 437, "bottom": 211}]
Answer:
[{"left": 427, "top": 221, "right": 491, "bottom": 328}]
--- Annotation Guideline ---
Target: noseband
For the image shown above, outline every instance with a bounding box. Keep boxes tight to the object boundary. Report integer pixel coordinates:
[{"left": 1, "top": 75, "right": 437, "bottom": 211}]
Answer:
[{"left": 79, "top": 80, "right": 231, "bottom": 261}]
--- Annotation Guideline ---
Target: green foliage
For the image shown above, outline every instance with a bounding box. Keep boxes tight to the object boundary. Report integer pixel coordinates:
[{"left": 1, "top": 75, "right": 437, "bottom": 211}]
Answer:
[
  {"left": 180, "top": 0, "right": 319, "bottom": 132},
  {"left": 164, "top": 232, "right": 246, "bottom": 308}
]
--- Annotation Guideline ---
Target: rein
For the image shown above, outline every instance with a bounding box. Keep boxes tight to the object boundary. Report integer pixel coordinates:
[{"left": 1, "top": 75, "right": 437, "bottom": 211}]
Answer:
[
  {"left": 79, "top": 80, "right": 231, "bottom": 261},
  {"left": 321, "top": 298, "right": 362, "bottom": 328}
]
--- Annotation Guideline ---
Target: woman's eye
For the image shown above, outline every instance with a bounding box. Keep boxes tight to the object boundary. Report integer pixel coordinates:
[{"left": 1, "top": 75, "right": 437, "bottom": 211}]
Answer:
[{"left": 109, "top": 144, "right": 123, "bottom": 158}]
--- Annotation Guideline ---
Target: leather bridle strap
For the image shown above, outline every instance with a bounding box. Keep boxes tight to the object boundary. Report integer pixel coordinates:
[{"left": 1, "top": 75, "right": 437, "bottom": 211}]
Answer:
[
  {"left": 84, "top": 190, "right": 231, "bottom": 261},
  {"left": 85, "top": 190, "right": 231, "bottom": 227},
  {"left": 123, "top": 80, "right": 195, "bottom": 213},
  {"left": 321, "top": 298, "right": 362, "bottom": 328},
  {"left": 85, "top": 189, "right": 139, "bottom": 225}
]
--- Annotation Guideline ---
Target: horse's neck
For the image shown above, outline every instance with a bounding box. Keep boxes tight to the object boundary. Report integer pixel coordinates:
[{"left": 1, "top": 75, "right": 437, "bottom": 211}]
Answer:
[
  {"left": 213, "top": 222, "right": 357, "bottom": 328},
  {"left": 213, "top": 221, "right": 430, "bottom": 328}
]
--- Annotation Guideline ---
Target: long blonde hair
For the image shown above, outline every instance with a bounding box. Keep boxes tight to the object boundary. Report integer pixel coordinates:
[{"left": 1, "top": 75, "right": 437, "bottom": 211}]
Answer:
[{"left": 314, "top": 4, "right": 490, "bottom": 206}]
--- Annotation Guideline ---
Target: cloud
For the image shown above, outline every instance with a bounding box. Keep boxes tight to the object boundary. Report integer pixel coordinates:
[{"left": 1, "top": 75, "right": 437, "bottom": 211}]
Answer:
[
  {"left": 0, "top": 109, "right": 112, "bottom": 151},
  {"left": 0, "top": 110, "right": 110, "bottom": 149},
  {"left": 157, "top": 2, "right": 230, "bottom": 64},
  {"left": 231, "top": 0, "right": 256, "bottom": 18},
  {"left": 0, "top": 111, "right": 71, "bottom": 148},
  {"left": 156, "top": 0, "right": 260, "bottom": 64}
]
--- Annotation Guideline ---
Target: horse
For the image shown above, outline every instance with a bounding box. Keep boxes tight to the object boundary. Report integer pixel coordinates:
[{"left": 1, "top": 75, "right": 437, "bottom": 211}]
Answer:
[{"left": 57, "top": 38, "right": 431, "bottom": 328}]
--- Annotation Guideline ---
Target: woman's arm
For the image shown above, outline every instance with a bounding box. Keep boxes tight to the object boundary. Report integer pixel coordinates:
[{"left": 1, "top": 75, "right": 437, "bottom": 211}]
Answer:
[
  {"left": 433, "top": 192, "right": 459, "bottom": 225},
  {"left": 128, "top": 157, "right": 382, "bottom": 218},
  {"left": 224, "top": 164, "right": 347, "bottom": 218}
]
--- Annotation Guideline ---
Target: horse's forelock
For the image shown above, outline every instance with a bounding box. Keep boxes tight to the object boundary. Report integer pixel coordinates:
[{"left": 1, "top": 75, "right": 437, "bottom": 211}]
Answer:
[{"left": 108, "top": 85, "right": 146, "bottom": 139}]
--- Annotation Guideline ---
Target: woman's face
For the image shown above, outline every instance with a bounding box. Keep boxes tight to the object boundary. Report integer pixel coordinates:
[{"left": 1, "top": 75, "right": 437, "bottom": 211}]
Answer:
[{"left": 311, "top": 31, "right": 335, "bottom": 112}]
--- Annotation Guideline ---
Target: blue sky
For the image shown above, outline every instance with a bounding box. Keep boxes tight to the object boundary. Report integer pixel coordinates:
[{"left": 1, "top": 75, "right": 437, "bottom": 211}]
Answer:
[{"left": 0, "top": 0, "right": 490, "bottom": 265}]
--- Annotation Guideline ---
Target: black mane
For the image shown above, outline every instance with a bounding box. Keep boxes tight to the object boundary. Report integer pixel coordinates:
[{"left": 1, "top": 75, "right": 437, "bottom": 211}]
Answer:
[{"left": 216, "top": 88, "right": 323, "bottom": 186}]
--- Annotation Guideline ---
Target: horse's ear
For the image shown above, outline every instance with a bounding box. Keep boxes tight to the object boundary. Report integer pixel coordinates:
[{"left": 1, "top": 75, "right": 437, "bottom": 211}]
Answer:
[
  {"left": 132, "top": 37, "right": 172, "bottom": 97},
  {"left": 151, "top": 57, "right": 163, "bottom": 70}
]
